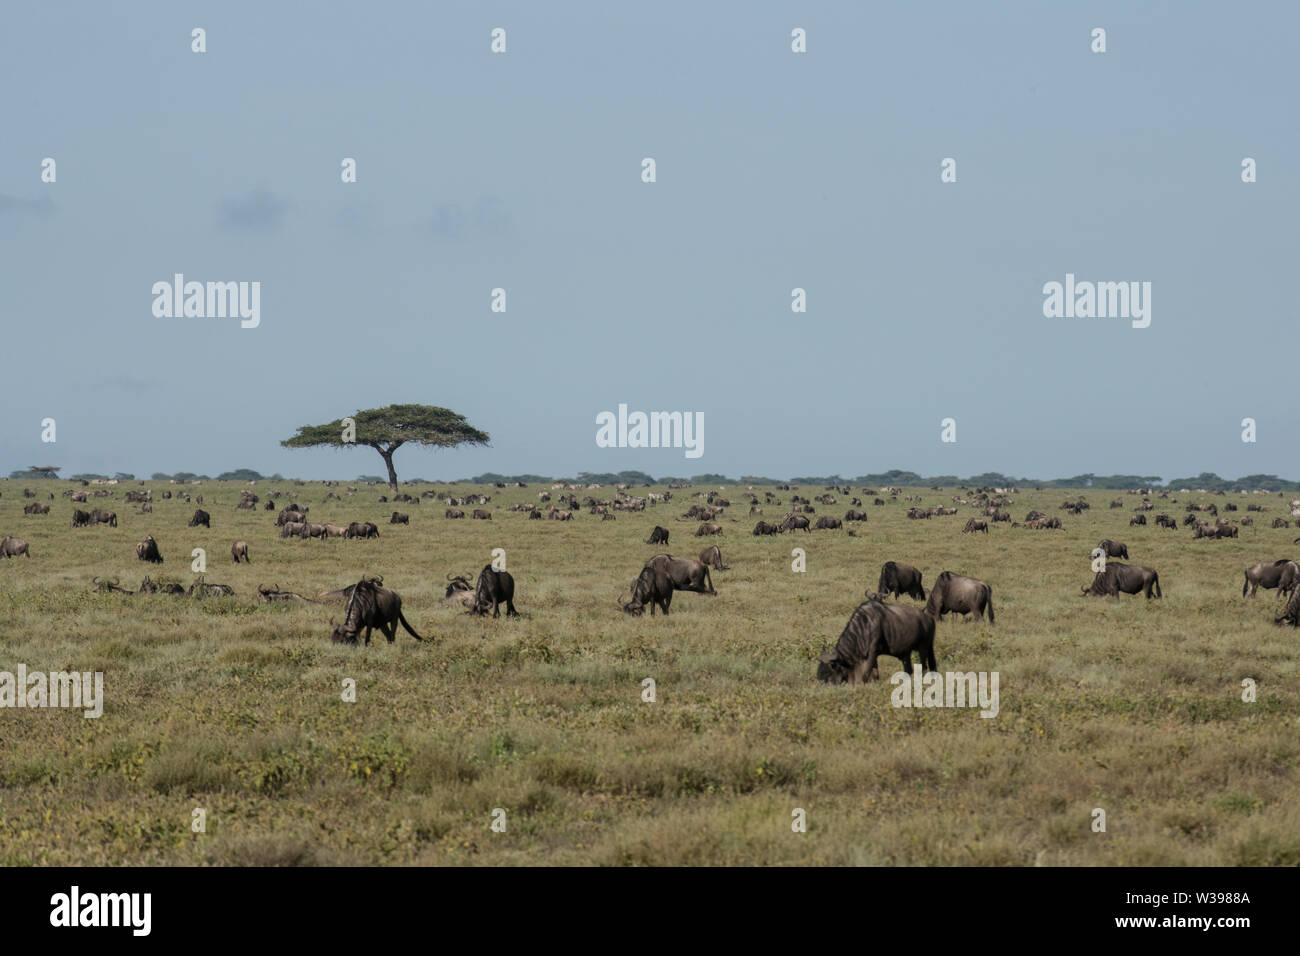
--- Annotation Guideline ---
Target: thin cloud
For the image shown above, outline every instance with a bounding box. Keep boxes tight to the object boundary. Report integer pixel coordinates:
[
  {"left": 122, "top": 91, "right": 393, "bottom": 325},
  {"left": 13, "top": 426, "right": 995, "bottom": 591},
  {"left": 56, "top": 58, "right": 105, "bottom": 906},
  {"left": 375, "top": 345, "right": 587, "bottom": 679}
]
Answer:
[{"left": 217, "top": 186, "right": 291, "bottom": 232}]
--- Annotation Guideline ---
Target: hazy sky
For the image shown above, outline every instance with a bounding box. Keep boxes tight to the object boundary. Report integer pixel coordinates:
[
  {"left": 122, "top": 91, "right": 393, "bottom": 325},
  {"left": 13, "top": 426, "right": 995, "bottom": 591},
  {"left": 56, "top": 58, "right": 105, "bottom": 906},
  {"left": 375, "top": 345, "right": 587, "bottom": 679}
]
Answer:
[{"left": 2, "top": 1, "right": 1295, "bottom": 482}]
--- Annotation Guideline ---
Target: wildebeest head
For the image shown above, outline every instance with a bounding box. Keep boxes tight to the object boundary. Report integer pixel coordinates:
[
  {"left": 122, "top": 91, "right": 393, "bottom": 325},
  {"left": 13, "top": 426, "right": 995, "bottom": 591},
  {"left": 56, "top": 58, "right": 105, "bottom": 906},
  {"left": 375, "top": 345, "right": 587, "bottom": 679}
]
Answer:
[
  {"left": 620, "top": 570, "right": 653, "bottom": 615},
  {"left": 816, "top": 649, "right": 847, "bottom": 685},
  {"left": 445, "top": 572, "right": 474, "bottom": 598}
]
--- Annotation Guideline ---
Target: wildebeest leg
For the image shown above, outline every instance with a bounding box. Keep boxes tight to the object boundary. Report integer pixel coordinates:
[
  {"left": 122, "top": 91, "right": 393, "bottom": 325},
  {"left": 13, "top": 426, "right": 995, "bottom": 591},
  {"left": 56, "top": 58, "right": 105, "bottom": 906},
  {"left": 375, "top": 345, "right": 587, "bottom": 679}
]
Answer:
[
  {"left": 506, "top": 598, "right": 518, "bottom": 617},
  {"left": 383, "top": 621, "right": 397, "bottom": 643},
  {"left": 492, "top": 598, "right": 500, "bottom": 619},
  {"left": 364, "top": 626, "right": 373, "bottom": 646},
  {"left": 925, "top": 643, "right": 938, "bottom": 674}
]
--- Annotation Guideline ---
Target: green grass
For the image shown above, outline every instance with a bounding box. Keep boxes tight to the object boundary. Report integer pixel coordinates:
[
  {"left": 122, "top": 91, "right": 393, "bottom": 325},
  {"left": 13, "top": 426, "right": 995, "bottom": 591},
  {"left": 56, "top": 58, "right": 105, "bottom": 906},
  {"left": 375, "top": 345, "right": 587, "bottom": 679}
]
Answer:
[{"left": 0, "top": 479, "right": 1297, "bottom": 865}]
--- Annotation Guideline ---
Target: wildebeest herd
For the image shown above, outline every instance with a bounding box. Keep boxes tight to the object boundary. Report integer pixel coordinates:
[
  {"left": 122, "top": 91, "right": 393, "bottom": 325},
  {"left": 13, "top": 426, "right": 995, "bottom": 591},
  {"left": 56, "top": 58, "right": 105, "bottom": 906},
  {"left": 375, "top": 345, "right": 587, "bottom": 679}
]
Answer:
[{"left": 4, "top": 481, "right": 1300, "bottom": 680}]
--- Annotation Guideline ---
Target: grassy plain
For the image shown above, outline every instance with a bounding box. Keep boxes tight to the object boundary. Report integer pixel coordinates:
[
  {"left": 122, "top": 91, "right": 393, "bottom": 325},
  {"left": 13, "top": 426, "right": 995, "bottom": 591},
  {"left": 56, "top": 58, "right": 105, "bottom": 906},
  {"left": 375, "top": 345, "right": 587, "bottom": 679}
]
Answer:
[{"left": 0, "top": 479, "right": 1297, "bottom": 865}]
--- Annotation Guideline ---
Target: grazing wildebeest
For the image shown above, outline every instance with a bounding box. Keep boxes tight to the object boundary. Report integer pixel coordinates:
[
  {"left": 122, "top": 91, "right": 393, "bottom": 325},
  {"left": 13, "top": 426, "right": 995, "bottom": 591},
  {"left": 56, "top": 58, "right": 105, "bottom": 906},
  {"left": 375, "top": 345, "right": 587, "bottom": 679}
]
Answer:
[
  {"left": 88, "top": 509, "right": 117, "bottom": 527},
  {"left": 343, "top": 521, "right": 379, "bottom": 539},
  {"left": 189, "top": 508, "right": 211, "bottom": 528},
  {"left": 187, "top": 575, "right": 234, "bottom": 598},
  {"left": 472, "top": 509, "right": 492, "bottom": 520},
  {"left": 92, "top": 576, "right": 133, "bottom": 595},
  {"left": 322, "top": 524, "right": 348, "bottom": 538},
  {"left": 699, "top": 544, "right": 729, "bottom": 570},
  {"left": 1273, "top": 517, "right": 1291, "bottom": 529},
  {"left": 1082, "top": 562, "right": 1162, "bottom": 598},
  {"left": 752, "top": 520, "right": 779, "bottom": 536},
  {"left": 814, "top": 516, "right": 843, "bottom": 530},
  {"left": 1097, "top": 539, "right": 1129, "bottom": 560},
  {"left": 619, "top": 553, "right": 716, "bottom": 616},
  {"left": 816, "top": 598, "right": 937, "bottom": 685},
  {"left": 780, "top": 514, "right": 811, "bottom": 533},
  {"left": 1155, "top": 513, "right": 1176, "bottom": 528},
  {"left": 877, "top": 561, "right": 925, "bottom": 601},
  {"left": 23, "top": 502, "right": 49, "bottom": 515},
  {"left": 647, "top": 526, "right": 670, "bottom": 545},
  {"left": 391, "top": 511, "right": 409, "bottom": 524},
  {"left": 231, "top": 540, "right": 250, "bottom": 563},
  {"left": 302, "top": 522, "right": 329, "bottom": 539},
  {"left": 1, "top": 535, "right": 31, "bottom": 558},
  {"left": 71, "top": 509, "right": 92, "bottom": 528},
  {"left": 469, "top": 565, "right": 519, "bottom": 618},
  {"left": 1242, "top": 559, "right": 1299, "bottom": 598},
  {"left": 281, "top": 521, "right": 306, "bottom": 539},
  {"left": 926, "top": 571, "right": 995, "bottom": 623},
  {"left": 136, "top": 535, "right": 163, "bottom": 563},
  {"left": 139, "top": 576, "right": 184, "bottom": 595},
  {"left": 844, "top": 509, "right": 868, "bottom": 522},
  {"left": 330, "top": 576, "right": 425, "bottom": 645},
  {"left": 445, "top": 508, "right": 465, "bottom": 519},
  {"left": 962, "top": 519, "right": 989, "bottom": 534},
  {"left": 1129, "top": 514, "right": 1147, "bottom": 526},
  {"left": 695, "top": 522, "right": 723, "bottom": 537}
]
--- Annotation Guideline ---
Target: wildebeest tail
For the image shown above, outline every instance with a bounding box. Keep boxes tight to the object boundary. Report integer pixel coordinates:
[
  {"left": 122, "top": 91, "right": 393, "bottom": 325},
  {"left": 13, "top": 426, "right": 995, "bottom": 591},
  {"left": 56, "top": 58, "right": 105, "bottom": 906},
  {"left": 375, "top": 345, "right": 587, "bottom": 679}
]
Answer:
[
  {"left": 1153, "top": 573, "right": 1162, "bottom": 599},
  {"left": 398, "top": 609, "right": 424, "bottom": 642}
]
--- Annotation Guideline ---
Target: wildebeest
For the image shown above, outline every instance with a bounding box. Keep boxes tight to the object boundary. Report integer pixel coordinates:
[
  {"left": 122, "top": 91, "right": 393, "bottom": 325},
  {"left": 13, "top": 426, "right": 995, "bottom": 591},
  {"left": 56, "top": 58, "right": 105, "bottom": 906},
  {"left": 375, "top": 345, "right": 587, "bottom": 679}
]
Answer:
[
  {"left": 1273, "top": 517, "right": 1291, "bottom": 529},
  {"left": 256, "top": 584, "right": 314, "bottom": 603},
  {"left": 844, "top": 509, "right": 868, "bottom": 522},
  {"left": 469, "top": 565, "right": 519, "bottom": 618},
  {"left": 189, "top": 508, "right": 211, "bottom": 528},
  {"left": 89, "top": 509, "right": 117, "bottom": 527},
  {"left": 344, "top": 521, "right": 380, "bottom": 539},
  {"left": 695, "top": 522, "right": 723, "bottom": 537},
  {"left": 877, "top": 561, "right": 925, "bottom": 601},
  {"left": 276, "top": 507, "right": 307, "bottom": 526},
  {"left": 322, "top": 523, "right": 348, "bottom": 538},
  {"left": 1082, "top": 562, "right": 1162, "bottom": 598},
  {"left": 71, "top": 509, "right": 92, "bottom": 528},
  {"left": 619, "top": 554, "right": 716, "bottom": 616},
  {"left": 1097, "top": 539, "right": 1129, "bottom": 560},
  {"left": 1276, "top": 587, "right": 1300, "bottom": 626},
  {"left": 779, "top": 514, "right": 811, "bottom": 533},
  {"left": 816, "top": 598, "right": 937, "bottom": 685},
  {"left": 752, "top": 520, "right": 779, "bottom": 536},
  {"left": 926, "top": 571, "right": 995, "bottom": 623},
  {"left": 442, "top": 573, "right": 477, "bottom": 609},
  {"left": 445, "top": 507, "right": 465, "bottom": 519},
  {"left": 23, "top": 502, "right": 49, "bottom": 515},
  {"left": 231, "top": 540, "right": 250, "bottom": 563},
  {"left": 472, "top": 509, "right": 492, "bottom": 520},
  {"left": 92, "top": 576, "right": 133, "bottom": 595},
  {"left": 139, "top": 576, "right": 184, "bottom": 595},
  {"left": 187, "top": 575, "right": 234, "bottom": 598},
  {"left": 391, "top": 511, "right": 409, "bottom": 524},
  {"left": 549, "top": 509, "right": 574, "bottom": 521},
  {"left": 136, "top": 535, "right": 163, "bottom": 563},
  {"left": 1155, "top": 513, "right": 1176, "bottom": 528},
  {"left": 1, "top": 536, "right": 31, "bottom": 558},
  {"left": 962, "top": 519, "right": 989, "bottom": 534},
  {"left": 281, "top": 521, "right": 306, "bottom": 539},
  {"left": 303, "top": 522, "right": 329, "bottom": 539},
  {"left": 647, "top": 525, "right": 670, "bottom": 545},
  {"left": 330, "top": 576, "right": 425, "bottom": 645},
  {"left": 814, "top": 516, "right": 843, "bottom": 530},
  {"left": 1242, "top": 559, "right": 1299, "bottom": 598},
  {"left": 699, "top": 544, "right": 729, "bottom": 570}
]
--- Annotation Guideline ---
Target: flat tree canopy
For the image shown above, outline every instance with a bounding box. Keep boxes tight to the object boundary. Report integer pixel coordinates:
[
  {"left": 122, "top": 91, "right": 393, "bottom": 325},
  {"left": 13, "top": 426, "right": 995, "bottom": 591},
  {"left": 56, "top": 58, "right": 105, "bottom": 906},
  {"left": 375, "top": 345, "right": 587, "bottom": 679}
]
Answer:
[{"left": 281, "top": 404, "right": 490, "bottom": 492}]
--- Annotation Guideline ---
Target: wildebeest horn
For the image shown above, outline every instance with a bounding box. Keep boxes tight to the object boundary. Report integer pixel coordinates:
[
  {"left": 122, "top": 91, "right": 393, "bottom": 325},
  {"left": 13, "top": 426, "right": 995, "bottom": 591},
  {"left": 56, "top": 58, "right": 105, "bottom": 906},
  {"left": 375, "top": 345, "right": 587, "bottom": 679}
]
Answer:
[{"left": 446, "top": 572, "right": 456, "bottom": 581}]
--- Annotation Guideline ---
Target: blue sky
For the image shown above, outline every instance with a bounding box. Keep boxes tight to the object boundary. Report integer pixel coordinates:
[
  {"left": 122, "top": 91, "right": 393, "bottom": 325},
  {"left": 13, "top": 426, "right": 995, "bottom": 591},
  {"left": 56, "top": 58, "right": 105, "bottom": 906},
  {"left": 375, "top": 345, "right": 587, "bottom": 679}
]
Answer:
[{"left": 1, "top": 1, "right": 1295, "bottom": 481}]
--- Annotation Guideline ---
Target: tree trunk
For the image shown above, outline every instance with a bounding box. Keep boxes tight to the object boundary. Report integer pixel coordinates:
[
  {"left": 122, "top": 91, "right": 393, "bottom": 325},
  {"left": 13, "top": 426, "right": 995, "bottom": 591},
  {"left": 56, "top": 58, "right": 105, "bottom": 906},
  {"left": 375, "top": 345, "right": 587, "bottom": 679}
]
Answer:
[{"left": 381, "top": 451, "right": 398, "bottom": 494}]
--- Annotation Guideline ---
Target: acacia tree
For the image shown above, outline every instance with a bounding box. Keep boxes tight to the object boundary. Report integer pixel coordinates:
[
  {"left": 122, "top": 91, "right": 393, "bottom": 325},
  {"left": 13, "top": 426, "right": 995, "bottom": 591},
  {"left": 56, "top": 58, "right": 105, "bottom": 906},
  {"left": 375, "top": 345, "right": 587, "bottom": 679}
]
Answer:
[{"left": 281, "top": 404, "right": 490, "bottom": 493}]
